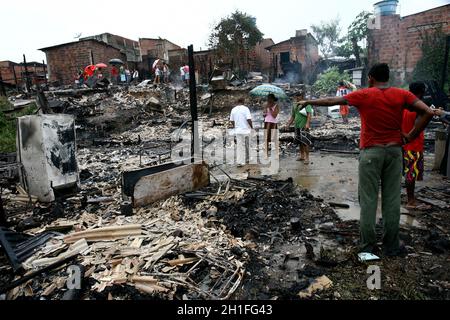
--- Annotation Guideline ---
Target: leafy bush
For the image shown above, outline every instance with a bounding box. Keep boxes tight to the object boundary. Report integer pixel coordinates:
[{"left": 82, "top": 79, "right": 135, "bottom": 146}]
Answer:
[
  {"left": 312, "top": 67, "right": 352, "bottom": 95},
  {"left": 413, "top": 27, "right": 450, "bottom": 91},
  {"left": 0, "top": 97, "right": 37, "bottom": 153}
]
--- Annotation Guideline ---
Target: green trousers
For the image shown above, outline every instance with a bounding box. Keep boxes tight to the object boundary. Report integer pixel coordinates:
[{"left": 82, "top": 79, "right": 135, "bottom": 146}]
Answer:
[{"left": 358, "top": 146, "right": 402, "bottom": 255}]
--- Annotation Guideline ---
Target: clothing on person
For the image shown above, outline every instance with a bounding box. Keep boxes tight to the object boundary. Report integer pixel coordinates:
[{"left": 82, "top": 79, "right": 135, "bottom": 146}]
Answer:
[
  {"left": 230, "top": 105, "right": 252, "bottom": 165},
  {"left": 359, "top": 146, "right": 403, "bottom": 255},
  {"left": 339, "top": 105, "right": 349, "bottom": 117},
  {"left": 125, "top": 69, "right": 131, "bottom": 83},
  {"left": 402, "top": 109, "right": 425, "bottom": 184},
  {"left": 163, "top": 65, "right": 170, "bottom": 75},
  {"left": 403, "top": 150, "right": 424, "bottom": 184},
  {"left": 402, "top": 109, "right": 424, "bottom": 152},
  {"left": 295, "top": 128, "right": 313, "bottom": 147},
  {"left": 230, "top": 105, "right": 252, "bottom": 135},
  {"left": 344, "top": 87, "right": 418, "bottom": 149},
  {"left": 292, "top": 103, "right": 313, "bottom": 129},
  {"left": 264, "top": 104, "right": 279, "bottom": 124},
  {"left": 336, "top": 86, "right": 350, "bottom": 116},
  {"left": 236, "top": 134, "right": 250, "bottom": 165},
  {"left": 155, "top": 68, "right": 162, "bottom": 77},
  {"left": 440, "top": 111, "right": 450, "bottom": 124}
]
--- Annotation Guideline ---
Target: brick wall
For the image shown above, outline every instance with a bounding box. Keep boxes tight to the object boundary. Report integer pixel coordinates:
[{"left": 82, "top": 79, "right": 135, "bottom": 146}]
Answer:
[
  {"left": 368, "top": 4, "right": 450, "bottom": 85},
  {"left": 253, "top": 39, "right": 275, "bottom": 73},
  {"left": 268, "top": 35, "right": 319, "bottom": 82},
  {"left": 139, "top": 39, "right": 182, "bottom": 62},
  {"left": 1, "top": 61, "right": 46, "bottom": 86},
  {"left": 43, "top": 40, "right": 125, "bottom": 85}
]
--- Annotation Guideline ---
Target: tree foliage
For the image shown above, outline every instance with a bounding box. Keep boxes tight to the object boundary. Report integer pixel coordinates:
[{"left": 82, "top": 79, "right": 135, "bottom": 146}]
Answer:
[
  {"left": 209, "top": 11, "right": 263, "bottom": 72},
  {"left": 311, "top": 18, "right": 342, "bottom": 60},
  {"left": 312, "top": 67, "right": 352, "bottom": 95},
  {"left": 336, "top": 11, "right": 373, "bottom": 65},
  {"left": 413, "top": 26, "right": 449, "bottom": 89},
  {"left": 0, "top": 97, "right": 37, "bottom": 152}
]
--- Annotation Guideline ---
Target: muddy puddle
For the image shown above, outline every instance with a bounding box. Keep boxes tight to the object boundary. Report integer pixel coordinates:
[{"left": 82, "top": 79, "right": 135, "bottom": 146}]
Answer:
[{"left": 274, "top": 152, "right": 426, "bottom": 229}]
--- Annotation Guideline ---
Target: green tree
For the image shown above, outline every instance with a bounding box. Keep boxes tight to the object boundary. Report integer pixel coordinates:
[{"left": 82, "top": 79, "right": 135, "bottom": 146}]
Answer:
[
  {"left": 312, "top": 67, "right": 351, "bottom": 95},
  {"left": 209, "top": 11, "right": 263, "bottom": 74},
  {"left": 413, "top": 26, "right": 450, "bottom": 91},
  {"left": 0, "top": 97, "right": 37, "bottom": 152},
  {"left": 336, "top": 11, "right": 373, "bottom": 66},
  {"left": 311, "top": 18, "right": 342, "bottom": 61}
]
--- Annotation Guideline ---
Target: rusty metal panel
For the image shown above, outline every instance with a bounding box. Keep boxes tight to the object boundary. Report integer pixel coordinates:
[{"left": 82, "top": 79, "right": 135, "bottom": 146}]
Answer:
[{"left": 124, "top": 162, "right": 209, "bottom": 207}]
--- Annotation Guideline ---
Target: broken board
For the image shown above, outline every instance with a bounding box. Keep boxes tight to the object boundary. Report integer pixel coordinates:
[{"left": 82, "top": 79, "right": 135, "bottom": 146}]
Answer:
[{"left": 122, "top": 161, "right": 209, "bottom": 207}]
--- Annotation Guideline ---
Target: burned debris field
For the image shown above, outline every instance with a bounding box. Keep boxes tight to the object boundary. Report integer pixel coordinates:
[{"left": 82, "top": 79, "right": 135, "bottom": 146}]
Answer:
[
  {"left": 1, "top": 83, "right": 449, "bottom": 301},
  {"left": 1, "top": 0, "right": 450, "bottom": 304}
]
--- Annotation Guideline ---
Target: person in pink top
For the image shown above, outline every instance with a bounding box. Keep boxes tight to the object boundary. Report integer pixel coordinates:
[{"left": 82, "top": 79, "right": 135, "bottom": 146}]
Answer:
[{"left": 263, "top": 94, "right": 280, "bottom": 157}]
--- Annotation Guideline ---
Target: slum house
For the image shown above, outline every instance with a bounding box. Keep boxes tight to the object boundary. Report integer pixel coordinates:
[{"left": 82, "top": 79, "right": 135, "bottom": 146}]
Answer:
[
  {"left": 40, "top": 39, "right": 127, "bottom": 86},
  {"left": 253, "top": 39, "right": 275, "bottom": 75},
  {"left": 368, "top": 1, "right": 450, "bottom": 86},
  {"left": 192, "top": 39, "right": 275, "bottom": 85},
  {"left": 0, "top": 60, "right": 47, "bottom": 89},
  {"left": 80, "top": 33, "right": 141, "bottom": 71},
  {"left": 138, "top": 38, "right": 184, "bottom": 79},
  {"left": 266, "top": 29, "right": 320, "bottom": 84},
  {"left": 168, "top": 48, "right": 188, "bottom": 82}
]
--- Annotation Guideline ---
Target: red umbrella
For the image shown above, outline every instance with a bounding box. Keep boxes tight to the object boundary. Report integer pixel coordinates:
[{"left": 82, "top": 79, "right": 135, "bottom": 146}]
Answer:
[
  {"left": 84, "top": 65, "right": 96, "bottom": 77},
  {"left": 96, "top": 63, "right": 108, "bottom": 69}
]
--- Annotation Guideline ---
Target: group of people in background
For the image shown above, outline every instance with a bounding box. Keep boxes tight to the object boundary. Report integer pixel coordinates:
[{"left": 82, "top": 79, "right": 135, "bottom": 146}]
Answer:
[
  {"left": 229, "top": 63, "right": 450, "bottom": 258},
  {"left": 75, "top": 59, "right": 192, "bottom": 87},
  {"left": 111, "top": 66, "right": 139, "bottom": 85},
  {"left": 76, "top": 65, "right": 139, "bottom": 88},
  {"left": 154, "top": 61, "right": 171, "bottom": 85}
]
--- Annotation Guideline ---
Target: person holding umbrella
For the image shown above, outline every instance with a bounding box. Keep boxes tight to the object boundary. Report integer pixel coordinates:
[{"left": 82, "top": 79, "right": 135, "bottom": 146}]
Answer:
[{"left": 263, "top": 94, "right": 280, "bottom": 158}]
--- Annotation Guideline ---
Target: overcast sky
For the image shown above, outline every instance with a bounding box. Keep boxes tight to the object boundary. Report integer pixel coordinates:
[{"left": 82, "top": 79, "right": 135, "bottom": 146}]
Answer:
[{"left": 1, "top": 0, "right": 448, "bottom": 62}]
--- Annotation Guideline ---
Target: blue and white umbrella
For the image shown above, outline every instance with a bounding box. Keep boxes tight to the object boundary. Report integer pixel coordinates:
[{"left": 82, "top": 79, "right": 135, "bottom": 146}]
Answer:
[{"left": 249, "top": 84, "right": 288, "bottom": 100}]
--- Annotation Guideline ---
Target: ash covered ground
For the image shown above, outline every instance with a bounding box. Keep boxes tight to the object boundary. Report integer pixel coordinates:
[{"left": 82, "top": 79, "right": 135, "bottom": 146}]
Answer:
[{"left": 1, "top": 85, "right": 449, "bottom": 300}]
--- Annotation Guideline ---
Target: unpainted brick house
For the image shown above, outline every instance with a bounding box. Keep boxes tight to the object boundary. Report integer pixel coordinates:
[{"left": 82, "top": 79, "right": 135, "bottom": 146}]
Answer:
[
  {"left": 40, "top": 39, "right": 126, "bottom": 85},
  {"left": 0, "top": 60, "right": 47, "bottom": 87},
  {"left": 266, "top": 29, "right": 320, "bottom": 83},
  {"left": 368, "top": 1, "right": 450, "bottom": 85}
]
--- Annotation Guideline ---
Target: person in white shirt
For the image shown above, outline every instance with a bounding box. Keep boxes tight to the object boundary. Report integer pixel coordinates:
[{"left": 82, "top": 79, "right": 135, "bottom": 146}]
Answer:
[
  {"left": 132, "top": 70, "right": 139, "bottom": 84},
  {"left": 230, "top": 98, "right": 253, "bottom": 166}
]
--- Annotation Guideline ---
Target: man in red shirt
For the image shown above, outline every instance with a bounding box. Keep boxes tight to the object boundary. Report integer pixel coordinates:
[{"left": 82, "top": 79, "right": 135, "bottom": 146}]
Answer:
[
  {"left": 402, "top": 82, "right": 429, "bottom": 210},
  {"left": 298, "top": 63, "right": 434, "bottom": 256}
]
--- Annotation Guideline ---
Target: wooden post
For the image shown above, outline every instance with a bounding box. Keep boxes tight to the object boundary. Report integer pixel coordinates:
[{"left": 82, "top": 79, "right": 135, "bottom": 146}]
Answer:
[
  {"left": 188, "top": 45, "right": 199, "bottom": 163},
  {"left": 43, "top": 60, "right": 48, "bottom": 85},
  {"left": 23, "top": 54, "right": 31, "bottom": 92}
]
